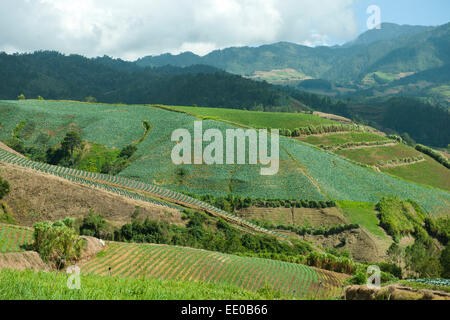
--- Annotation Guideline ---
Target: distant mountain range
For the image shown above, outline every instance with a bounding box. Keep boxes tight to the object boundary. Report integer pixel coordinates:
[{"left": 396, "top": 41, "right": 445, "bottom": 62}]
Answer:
[
  {"left": 136, "top": 22, "right": 450, "bottom": 84},
  {"left": 0, "top": 22, "right": 448, "bottom": 147}
]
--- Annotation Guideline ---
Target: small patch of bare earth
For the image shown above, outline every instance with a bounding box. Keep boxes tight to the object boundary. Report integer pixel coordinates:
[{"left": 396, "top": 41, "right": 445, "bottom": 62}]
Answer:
[
  {"left": 236, "top": 207, "right": 347, "bottom": 227},
  {"left": 313, "top": 112, "right": 353, "bottom": 124},
  {"left": 339, "top": 142, "right": 397, "bottom": 151},
  {"left": 78, "top": 236, "right": 106, "bottom": 262},
  {"left": 0, "top": 163, "right": 182, "bottom": 227},
  {"left": 0, "top": 251, "right": 50, "bottom": 271}
]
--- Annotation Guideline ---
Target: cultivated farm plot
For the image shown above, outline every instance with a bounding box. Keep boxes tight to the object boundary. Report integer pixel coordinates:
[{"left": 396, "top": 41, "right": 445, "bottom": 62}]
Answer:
[
  {"left": 336, "top": 144, "right": 420, "bottom": 165},
  {"left": 300, "top": 132, "right": 388, "bottom": 147},
  {"left": 81, "top": 242, "right": 347, "bottom": 299},
  {"left": 0, "top": 224, "right": 33, "bottom": 253},
  {"left": 336, "top": 144, "right": 450, "bottom": 191},
  {"left": 0, "top": 148, "right": 283, "bottom": 239},
  {"left": 282, "top": 138, "right": 450, "bottom": 215},
  {"left": 1, "top": 100, "right": 449, "bottom": 215},
  {"left": 162, "top": 105, "right": 338, "bottom": 130}
]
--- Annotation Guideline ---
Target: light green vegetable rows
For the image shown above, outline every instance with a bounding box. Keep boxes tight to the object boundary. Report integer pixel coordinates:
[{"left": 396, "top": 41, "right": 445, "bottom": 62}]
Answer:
[{"left": 81, "top": 242, "right": 347, "bottom": 299}]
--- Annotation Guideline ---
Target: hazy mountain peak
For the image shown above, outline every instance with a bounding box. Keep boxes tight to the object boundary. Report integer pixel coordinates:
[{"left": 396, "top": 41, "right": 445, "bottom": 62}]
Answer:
[{"left": 343, "top": 22, "right": 432, "bottom": 47}]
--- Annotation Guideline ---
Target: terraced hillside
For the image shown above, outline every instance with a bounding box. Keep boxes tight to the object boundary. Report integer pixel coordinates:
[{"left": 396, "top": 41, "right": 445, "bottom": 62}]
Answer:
[
  {"left": 0, "top": 224, "right": 33, "bottom": 253},
  {"left": 299, "top": 132, "right": 450, "bottom": 191},
  {"left": 0, "top": 100, "right": 449, "bottom": 215},
  {"left": 0, "top": 148, "right": 282, "bottom": 239},
  {"left": 81, "top": 242, "right": 348, "bottom": 299}
]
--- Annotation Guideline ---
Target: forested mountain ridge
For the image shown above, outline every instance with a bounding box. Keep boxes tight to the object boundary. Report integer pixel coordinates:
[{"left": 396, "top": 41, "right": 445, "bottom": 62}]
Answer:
[
  {"left": 0, "top": 51, "right": 303, "bottom": 110},
  {"left": 136, "top": 22, "right": 450, "bottom": 83}
]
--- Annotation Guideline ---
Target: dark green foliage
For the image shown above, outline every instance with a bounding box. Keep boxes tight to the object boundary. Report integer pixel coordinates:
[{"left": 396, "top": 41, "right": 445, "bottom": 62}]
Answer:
[
  {"left": 381, "top": 98, "right": 450, "bottom": 148},
  {"left": 185, "top": 193, "right": 336, "bottom": 212},
  {"left": 405, "top": 238, "right": 443, "bottom": 278},
  {"left": 5, "top": 137, "right": 25, "bottom": 154},
  {"left": 0, "top": 51, "right": 296, "bottom": 110},
  {"left": 400, "top": 133, "right": 416, "bottom": 147},
  {"left": 79, "top": 210, "right": 110, "bottom": 239},
  {"left": 298, "top": 79, "right": 332, "bottom": 90},
  {"left": 61, "top": 131, "right": 82, "bottom": 156},
  {"left": 440, "top": 243, "right": 450, "bottom": 278},
  {"left": 99, "top": 144, "right": 138, "bottom": 174},
  {"left": 115, "top": 210, "right": 313, "bottom": 260},
  {"left": 346, "top": 269, "right": 367, "bottom": 285},
  {"left": 33, "top": 221, "right": 84, "bottom": 267},
  {"left": 376, "top": 197, "right": 423, "bottom": 238},
  {"left": 416, "top": 144, "right": 450, "bottom": 169},
  {"left": 0, "top": 176, "right": 10, "bottom": 200},
  {"left": 119, "top": 145, "right": 138, "bottom": 159},
  {"left": 46, "top": 146, "right": 70, "bottom": 165},
  {"left": 424, "top": 216, "right": 450, "bottom": 245},
  {"left": 251, "top": 220, "right": 360, "bottom": 237},
  {"left": 375, "top": 262, "right": 403, "bottom": 279},
  {"left": 282, "top": 124, "right": 363, "bottom": 137}
]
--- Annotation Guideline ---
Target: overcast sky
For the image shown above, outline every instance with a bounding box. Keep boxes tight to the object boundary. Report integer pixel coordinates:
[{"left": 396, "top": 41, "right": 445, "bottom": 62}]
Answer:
[{"left": 0, "top": 0, "right": 448, "bottom": 60}]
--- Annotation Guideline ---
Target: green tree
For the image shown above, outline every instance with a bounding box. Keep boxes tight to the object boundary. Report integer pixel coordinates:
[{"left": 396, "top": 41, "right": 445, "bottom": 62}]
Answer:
[
  {"left": 0, "top": 176, "right": 10, "bottom": 200},
  {"left": 5, "top": 137, "right": 25, "bottom": 154},
  {"left": 33, "top": 221, "right": 84, "bottom": 267},
  {"left": 37, "top": 95, "right": 44, "bottom": 100},
  {"left": 61, "top": 131, "right": 82, "bottom": 156},
  {"left": 119, "top": 144, "right": 138, "bottom": 159},
  {"left": 17, "top": 93, "right": 25, "bottom": 100},
  {"left": 441, "top": 243, "right": 450, "bottom": 278},
  {"left": 80, "top": 210, "right": 109, "bottom": 239}
]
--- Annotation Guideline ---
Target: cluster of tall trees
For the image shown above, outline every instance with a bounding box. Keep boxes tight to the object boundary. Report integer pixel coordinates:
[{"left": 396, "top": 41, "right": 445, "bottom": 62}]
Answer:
[{"left": 0, "top": 51, "right": 295, "bottom": 109}]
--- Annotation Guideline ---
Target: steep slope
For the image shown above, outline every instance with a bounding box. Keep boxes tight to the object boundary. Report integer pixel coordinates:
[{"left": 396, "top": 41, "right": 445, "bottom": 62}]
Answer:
[
  {"left": 0, "top": 162, "right": 181, "bottom": 227},
  {"left": 80, "top": 241, "right": 348, "bottom": 299},
  {"left": 1, "top": 100, "right": 448, "bottom": 215}
]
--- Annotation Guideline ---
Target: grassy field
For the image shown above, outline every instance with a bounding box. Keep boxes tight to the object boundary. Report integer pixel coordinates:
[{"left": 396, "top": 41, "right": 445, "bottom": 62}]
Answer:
[
  {"left": 1, "top": 100, "right": 449, "bottom": 215},
  {"left": 81, "top": 242, "right": 347, "bottom": 299},
  {"left": 300, "top": 132, "right": 388, "bottom": 147},
  {"left": 0, "top": 269, "right": 286, "bottom": 300},
  {"left": 162, "top": 105, "right": 337, "bottom": 130},
  {"left": 336, "top": 144, "right": 421, "bottom": 165},
  {"left": 383, "top": 155, "right": 450, "bottom": 192},
  {"left": 336, "top": 201, "right": 387, "bottom": 240},
  {"left": 0, "top": 224, "right": 33, "bottom": 253},
  {"left": 337, "top": 144, "right": 450, "bottom": 191}
]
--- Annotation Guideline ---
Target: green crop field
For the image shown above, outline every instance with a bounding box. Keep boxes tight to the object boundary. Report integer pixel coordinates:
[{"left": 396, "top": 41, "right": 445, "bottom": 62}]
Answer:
[
  {"left": 281, "top": 138, "right": 450, "bottom": 214},
  {"left": 382, "top": 155, "right": 450, "bottom": 192},
  {"left": 1, "top": 100, "right": 449, "bottom": 215},
  {"left": 0, "top": 269, "right": 284, "bottom": 300},
  {"left": 336, "top": 144, "right": 421, "bottom": 165},
  {"left": 336, "top": 144, "right": 450, "bottom": 191},
  {"left": 300, "top": 132, "right": 389, "bottom": 147},
  {"left": 337, "top": 201, "right": 388, "bottom": 240},
  {"left": 162, "top": 105, "right": 337, "bottom": 130},
  {"left": 0, "top": 224, "right": 33, "bottom": 253},
  {"left": 81, "top": 242, "right": 347, "bottom": 299}
]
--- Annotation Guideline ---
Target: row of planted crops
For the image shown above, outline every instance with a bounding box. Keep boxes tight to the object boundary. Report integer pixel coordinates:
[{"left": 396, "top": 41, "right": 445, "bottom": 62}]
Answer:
[
  {"left": 0, "top": 148, "right": 284, "bottom": 239},
  {"left": 0, "top": 224, "right": 33, "bottom": 253},
  {"left": 81, "top": 242, "right": 346, "bottom": 299}
]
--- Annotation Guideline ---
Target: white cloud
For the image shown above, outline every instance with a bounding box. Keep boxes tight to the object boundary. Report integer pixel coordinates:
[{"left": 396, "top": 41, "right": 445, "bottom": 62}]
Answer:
[{"left": 0, "top": 0, "right": 358, "bottom": 60}]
